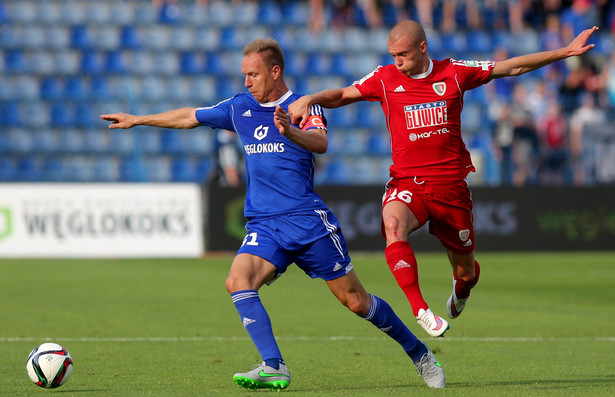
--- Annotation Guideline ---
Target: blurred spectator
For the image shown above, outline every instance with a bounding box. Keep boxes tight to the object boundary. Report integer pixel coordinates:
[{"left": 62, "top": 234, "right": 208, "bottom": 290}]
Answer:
[
  {"left": 441, "top": 0, "right": 481, "bottom": 32},
  {"left": 208, "top": 129, "right": 244, "bottom": 187},
  {"left": 536, "top": 99, "right": 569, "bottom": 184},
  {"left": 569, "top": 93, "right": 608, "bottom": 185},
  {"left": 604, "top": 51, "right": 615, "bottom": 108},
  {"left": 510, "top": 84, "right": 540, "bottom": 186},
  {"left": 558, "top": 67, "right": 585, "bottom": 114},
  {"left": 560, "top": 0, "right": 599, "bottom": 44},
  {"left": 491, "top": 102, "right": 515, "bottom": 185}
]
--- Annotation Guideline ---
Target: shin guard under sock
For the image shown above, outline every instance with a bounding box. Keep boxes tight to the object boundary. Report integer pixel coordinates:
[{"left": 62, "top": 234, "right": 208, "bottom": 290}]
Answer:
[{"left": 385, "top": 241, "right": 427, "bottom": 316}]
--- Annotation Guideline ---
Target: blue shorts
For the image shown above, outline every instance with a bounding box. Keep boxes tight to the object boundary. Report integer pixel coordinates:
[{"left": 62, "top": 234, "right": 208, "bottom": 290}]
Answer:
[{"left": 237, "top": 209, "right": 353, "bottom": 281}]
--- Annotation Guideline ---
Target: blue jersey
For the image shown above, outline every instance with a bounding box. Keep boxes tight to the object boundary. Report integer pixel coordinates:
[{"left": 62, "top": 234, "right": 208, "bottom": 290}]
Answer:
[{"left": 195, "top": 90, "right": 327, "bottom": 218}]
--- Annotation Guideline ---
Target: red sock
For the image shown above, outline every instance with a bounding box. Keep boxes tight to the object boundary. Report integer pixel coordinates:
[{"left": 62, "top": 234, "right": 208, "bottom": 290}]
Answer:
[
  {"left": 385, "top": 241, "right": 427, "bottom": 316},
  {"left": 454, "top": 260, "right": 481, "bottom": 299}
]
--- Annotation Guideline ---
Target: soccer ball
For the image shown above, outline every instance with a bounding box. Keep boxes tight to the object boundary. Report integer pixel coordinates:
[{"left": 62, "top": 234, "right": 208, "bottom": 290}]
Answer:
[{"left": 26, "top": 342, "right": 73, "bottom": 388}]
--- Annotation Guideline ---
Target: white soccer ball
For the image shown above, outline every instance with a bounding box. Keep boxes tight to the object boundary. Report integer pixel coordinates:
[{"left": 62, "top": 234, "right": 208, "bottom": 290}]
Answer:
[{"left": 26, "top": 342, "right": 73, "bottom": 388}]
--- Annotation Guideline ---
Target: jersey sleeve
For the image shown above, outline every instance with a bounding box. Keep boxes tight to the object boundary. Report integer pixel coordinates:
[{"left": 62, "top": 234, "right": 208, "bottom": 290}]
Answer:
[
  {"left": 450, "top": 59, "right": 495, "bottom": 91},
  {"left": 301, "top": 104, "right": 327, "bottom": 131},
  {"left": 195, "top": 97, "right": 234, "bottom": 130},
  {"left": 353, "top": 66, "right": 384, "bottom": 102}
]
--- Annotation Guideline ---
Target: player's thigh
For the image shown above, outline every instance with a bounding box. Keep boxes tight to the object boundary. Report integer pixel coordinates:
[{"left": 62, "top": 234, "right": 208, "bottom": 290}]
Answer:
[
  {"left": 325, "top": 269, "right": 370, "bottom": 315},
  {"left": 234, "top": 221, "right": 293, "bottom": 286},
  {"left": 227, "top": 253, "right": 278, "bottom": 292},
  {"left": 293, "top": 223, "right": 353, "bottom": 281},
  {"left": 429, "top": 200, "right": 475, "bottom": 255}
]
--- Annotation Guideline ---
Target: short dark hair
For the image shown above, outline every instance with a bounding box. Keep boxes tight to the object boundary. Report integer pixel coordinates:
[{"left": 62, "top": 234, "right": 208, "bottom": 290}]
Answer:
[{"left": 243, "top": 38, "right": 285, "bottom": 73}]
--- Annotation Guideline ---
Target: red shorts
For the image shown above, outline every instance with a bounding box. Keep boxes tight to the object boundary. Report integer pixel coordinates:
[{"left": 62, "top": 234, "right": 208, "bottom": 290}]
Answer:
[{"left": 381, "top": 178, "right": 475, "bottom": 255}]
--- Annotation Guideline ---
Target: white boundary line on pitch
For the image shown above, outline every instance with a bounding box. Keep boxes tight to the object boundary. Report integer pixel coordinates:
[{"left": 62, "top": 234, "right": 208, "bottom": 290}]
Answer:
[{"left": 1, "top": 336, "right": 614, "bottom": 343}]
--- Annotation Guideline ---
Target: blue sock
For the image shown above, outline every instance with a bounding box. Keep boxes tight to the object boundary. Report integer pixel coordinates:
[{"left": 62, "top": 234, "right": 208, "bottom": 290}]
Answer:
[
  {"left": 231, "top": 290, "right": 283, "bottom": 366},
  {"left": 406, "top": 339, "right": 429, "bottom": 363},
  {"left": 361, "top": 294, "right": 418, "bottom": 352}
]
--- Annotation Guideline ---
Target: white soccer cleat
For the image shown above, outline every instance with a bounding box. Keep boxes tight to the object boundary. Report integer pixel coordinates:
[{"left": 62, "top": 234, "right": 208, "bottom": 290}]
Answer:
[
  {"left": 414, "top": 342, "right": 446, "bottom": 388},
  {"left": 416, "top": 308, "right": 449, "bottom": 337},
  {"left": 446, "top": 278, "right": 468, "bottom": 319}
]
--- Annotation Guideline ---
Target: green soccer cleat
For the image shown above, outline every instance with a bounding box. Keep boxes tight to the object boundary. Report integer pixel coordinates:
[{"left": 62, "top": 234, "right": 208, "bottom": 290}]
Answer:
[
  {"left": 414, "top": 343, "right": 446, "bottom": 388},
  {"left": 233, "top": 362, "right": 291, "bottom": 391}
]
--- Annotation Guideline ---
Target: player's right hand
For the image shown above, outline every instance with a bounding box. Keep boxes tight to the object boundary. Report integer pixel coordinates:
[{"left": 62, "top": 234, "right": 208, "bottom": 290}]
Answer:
[
  {"left": 288, "top": 96, "right": 312, "bottom": 129},
  {"left": 100, "top": 113, "right": 137, "bottom": 129}
]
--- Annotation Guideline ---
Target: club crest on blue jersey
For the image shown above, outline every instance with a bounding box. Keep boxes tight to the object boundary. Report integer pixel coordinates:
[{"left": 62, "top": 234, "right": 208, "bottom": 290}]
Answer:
[{"left": 254, "top": 125, "right": 269, "bottom": 141}]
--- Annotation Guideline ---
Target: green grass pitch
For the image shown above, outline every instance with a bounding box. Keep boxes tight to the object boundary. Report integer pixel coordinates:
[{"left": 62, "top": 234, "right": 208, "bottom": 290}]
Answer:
[{"left": 1, "top": 252, "right": 614, "bottom": 396}]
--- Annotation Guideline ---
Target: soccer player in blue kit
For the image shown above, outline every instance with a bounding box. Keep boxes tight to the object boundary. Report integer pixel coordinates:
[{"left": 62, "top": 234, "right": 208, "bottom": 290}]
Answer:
[{"left": 101, "top": 38, "right": 445, "bottom": 391}]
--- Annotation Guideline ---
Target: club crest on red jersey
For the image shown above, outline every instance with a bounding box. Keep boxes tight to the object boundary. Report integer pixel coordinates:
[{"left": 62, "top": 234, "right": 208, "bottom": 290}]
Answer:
[{"left": 433, "top": 82, "right": 446, "bottom": 96}]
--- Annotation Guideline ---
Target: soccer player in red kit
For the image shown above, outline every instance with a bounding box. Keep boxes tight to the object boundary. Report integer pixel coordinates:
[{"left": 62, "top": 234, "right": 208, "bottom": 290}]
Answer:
[{"left": 289, "top": 20, "right": 599, "bottom": 337}]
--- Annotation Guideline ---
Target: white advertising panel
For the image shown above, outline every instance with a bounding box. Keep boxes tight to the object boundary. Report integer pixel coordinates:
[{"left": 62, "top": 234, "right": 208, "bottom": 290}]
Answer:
[{"left": 0, "top": 184, "right": 203, "bottom": 258}]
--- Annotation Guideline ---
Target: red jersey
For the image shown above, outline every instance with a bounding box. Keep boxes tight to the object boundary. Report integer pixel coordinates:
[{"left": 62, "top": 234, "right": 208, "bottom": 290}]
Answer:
[{"left": 354, "top": 59, "right": 495, "bottom": 183}]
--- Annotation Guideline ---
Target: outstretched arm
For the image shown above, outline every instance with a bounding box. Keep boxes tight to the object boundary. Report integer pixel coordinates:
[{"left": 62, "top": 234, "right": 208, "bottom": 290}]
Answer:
[
  {"left": 274, "top": 105, "right": 328, "bottom": 154},
  {"left": 288, "top": 85, "right": 363, "bottom": 128},
  {"left": 490, "top": 26, "right": 599, "bottom": 79},
  {"left": 100, "top": 107, "right": 200, "bottom": 130}
]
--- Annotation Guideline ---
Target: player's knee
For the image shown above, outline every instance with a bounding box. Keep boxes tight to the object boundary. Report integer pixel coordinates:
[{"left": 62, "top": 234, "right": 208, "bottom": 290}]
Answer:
[
  {"left": 342, "top": 293, "right": 370, "bottom": 316},
  {"left": 382, "top": 216, "right": 401, "bottom": 240}
]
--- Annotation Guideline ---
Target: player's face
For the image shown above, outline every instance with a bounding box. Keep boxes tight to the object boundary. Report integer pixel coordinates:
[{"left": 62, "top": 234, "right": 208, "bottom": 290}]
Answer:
[
  {"left": 242, "top": 52, "right": 276, "bottom": 103},
  {"left": 388, "top": 35, "right": 427, "bottom": 76}
]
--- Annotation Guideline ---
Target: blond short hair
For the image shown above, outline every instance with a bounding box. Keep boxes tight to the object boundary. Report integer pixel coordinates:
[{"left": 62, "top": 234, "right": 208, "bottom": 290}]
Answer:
[{"left": 243, "top": 38, "right": 285, "bottom": 73}]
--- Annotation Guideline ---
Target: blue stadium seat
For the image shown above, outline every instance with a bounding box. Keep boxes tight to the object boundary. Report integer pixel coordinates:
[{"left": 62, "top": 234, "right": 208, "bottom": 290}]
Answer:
[
  {"left": 442, "top": 31, "right": 467, "bottom": 57},
  {"left": 120, "top": 156, "right": 148, "bottom": 182},
  {"left": 120, "top": 25, "right": 141, "bottom": 49},
  {"left": 42, "top": 157, "right": 64, "bottom": 182},
  {"left": 50, "top": 104, "right": 72, "bottom": 128},
  {"left": 171, "top": 157, "right": 197, "bottom": 182},
  {"left": 195, "top": 158, "right": 212, "bottom": 182},
  {"left": 105, "top": 50, "right": 126, "bottom": 74},
  {"left": 0, "top": 157, "right": 14, "bottom": 181},
  {"left": 31, "top": 130, "right": 58, "bottom": 153},
  {"left": 63, "top": 156, "right": 92, "bottom": 182},
  {"left": 5, "top": 49, "right": 25, "bottom": 73},
  {"left": 36, "top": 1, "right": 60, "bottom": 24},
  {"left": 21, "top": 26, "right": 45, "bottom": 50},
  {"left": 58, "top": 129, "right": 84, "bottom": 154},
  {"left": 16, "top": 157, "right": 41, "bottom": 182},
  {"left": 83, "top": 130, "right": 108, "bottom": 154},
  {"left": 367, "top": 131, "right": 390, "bottom": 156},
  {"left": 65, "top": 76, "right": 86, "bottom": 101},
  {"left": 145, "top": 157, "right": 170, "bottom": 182},
  {"left": 9, "top": 1, "right": 35, "bottom": 23},
  {"left": 74, "top": 103, "right": 96, "bottom": 128},
  {"left": 220, "top": 26, "right": 239, "bottom": 50},
  {"left": 257, "top": 1, "right": 282, "bottom": 25},
  {"left": 71, "top": 25, "right": 91, "bottom": 50},
  {"left": 324, "top": 159, "right": 350, "bottom": 185},
  {"left": 109, "top": 130, "right": 134, "bottom": 154},
  {"left": 280, "top": 1, "right": 307, "bottom": 25},
  {"left": 0, "top": 3, "right": 6, "bottom": 24},
  {"left": 160, "top": 129, "right": 183, "bottom": 154},
  {"left": 90, "top": 76, "right": 111, "bottom": 100},
  {"left": 0, "top": 101, "right": 20, "bottom": 127},
  {"left": 81, "top": 50, "right": 103, "bottom": 74},
  {"left": 180, "top": 51, "right": 200, "bottom": 75},
  {"left": 40, "top": 77, "right": 62, "bottom": 101},
  {"left": 93, "top": 157, "right": 118, "bottom": 182},
  {"left": 467, "top": 30, "right": 493, "bottom": 55},
  {"left": 204, "top": 52, "right": 223, "bottom": 75},
  {"left": 305, "top": 53, "right": 330, "bottom": 76},
  {"left": 185, "top": 130, "right": 212, "bottom": 155}
]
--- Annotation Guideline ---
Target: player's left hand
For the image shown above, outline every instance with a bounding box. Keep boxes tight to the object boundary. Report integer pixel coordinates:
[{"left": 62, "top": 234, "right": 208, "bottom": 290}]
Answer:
[
  {"left": 274, "top": 105, "right": 291, "bottom": 135},
  {"left": 566, "top": 26, "right": 599, "bottom": 56}
]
